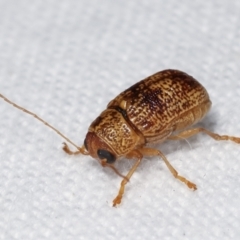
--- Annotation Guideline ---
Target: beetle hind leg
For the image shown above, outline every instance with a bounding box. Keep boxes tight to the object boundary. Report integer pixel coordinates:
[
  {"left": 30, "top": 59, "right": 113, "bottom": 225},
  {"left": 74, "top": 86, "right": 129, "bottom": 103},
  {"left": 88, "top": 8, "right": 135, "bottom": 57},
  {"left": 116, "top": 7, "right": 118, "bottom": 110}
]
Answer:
[{"left": 168, "top": 127, "right": 240, "bottom": 144}]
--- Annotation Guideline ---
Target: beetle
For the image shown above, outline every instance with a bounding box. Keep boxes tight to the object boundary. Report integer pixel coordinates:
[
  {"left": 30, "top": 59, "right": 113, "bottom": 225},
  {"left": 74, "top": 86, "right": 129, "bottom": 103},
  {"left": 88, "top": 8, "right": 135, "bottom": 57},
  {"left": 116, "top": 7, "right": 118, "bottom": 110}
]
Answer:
[{"left": 1, "top": 69, "right": 240, "bottom": 206}]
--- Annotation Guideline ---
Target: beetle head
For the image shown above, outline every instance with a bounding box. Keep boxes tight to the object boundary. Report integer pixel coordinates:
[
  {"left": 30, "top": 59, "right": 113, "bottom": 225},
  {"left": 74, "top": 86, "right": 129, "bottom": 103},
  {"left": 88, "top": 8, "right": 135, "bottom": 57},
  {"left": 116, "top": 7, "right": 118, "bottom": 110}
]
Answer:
[
  {"left": 84, "top": 131, "right": 116, "bottom": 164},
  {"left": 83, "top": 108, "right": 143, "bottom": 164}
]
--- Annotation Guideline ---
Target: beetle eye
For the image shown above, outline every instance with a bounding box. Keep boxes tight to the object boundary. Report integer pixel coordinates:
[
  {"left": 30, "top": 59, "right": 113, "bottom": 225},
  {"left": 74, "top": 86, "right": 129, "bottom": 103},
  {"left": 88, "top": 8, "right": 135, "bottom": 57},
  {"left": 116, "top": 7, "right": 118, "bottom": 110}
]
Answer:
[
  {"left": 84, "top": 138, "right": 88, "bottom": 151},
  {"left": 97, "top": 149, "right": 116, "bottom": 164}
]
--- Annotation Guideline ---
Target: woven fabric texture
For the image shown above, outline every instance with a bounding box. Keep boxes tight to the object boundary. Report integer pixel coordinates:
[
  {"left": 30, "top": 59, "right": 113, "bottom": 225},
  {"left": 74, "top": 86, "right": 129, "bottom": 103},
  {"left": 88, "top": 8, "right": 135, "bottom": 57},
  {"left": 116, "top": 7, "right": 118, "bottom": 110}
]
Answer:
[{"left": 0, "top": 1, "right": 240, "bottom": 239}]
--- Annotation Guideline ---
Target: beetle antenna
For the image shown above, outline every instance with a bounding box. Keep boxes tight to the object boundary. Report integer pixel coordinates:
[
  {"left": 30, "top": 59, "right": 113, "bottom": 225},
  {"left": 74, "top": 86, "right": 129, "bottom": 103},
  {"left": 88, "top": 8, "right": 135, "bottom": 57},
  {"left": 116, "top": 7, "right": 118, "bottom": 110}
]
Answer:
[{"left": 0, "top": 93, "right": 80, "bottom": 150}]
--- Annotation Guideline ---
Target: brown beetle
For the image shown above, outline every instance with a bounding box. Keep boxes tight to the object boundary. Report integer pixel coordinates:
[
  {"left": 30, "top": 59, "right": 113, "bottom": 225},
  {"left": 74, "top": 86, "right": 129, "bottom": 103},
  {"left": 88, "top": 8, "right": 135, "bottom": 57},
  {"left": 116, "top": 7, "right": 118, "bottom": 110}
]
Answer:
[{"left": 1, "top": 69, "right": 240, "bottom": 206}]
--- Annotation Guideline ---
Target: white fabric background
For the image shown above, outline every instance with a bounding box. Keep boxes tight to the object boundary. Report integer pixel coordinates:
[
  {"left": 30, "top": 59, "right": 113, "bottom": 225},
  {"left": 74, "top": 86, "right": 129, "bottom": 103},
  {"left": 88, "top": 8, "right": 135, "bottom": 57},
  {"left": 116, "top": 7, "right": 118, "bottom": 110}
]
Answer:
[{"left": 0, "top": 0, "right": 240, "bottom": 239}]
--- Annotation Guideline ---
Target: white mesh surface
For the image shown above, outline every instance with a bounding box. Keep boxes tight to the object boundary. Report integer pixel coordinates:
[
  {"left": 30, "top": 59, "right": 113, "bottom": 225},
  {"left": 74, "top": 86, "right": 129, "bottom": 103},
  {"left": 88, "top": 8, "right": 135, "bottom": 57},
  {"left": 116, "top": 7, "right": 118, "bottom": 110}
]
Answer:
[{"left": 1, "top": 1, "right": 240, "bottom": 239}]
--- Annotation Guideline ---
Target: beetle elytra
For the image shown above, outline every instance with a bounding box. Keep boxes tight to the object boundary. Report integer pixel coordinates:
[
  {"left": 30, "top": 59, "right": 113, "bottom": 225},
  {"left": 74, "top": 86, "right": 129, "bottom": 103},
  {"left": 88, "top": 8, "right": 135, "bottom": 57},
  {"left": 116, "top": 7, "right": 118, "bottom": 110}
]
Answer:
[{"left": 1, "top": 69, "right": 240, "bottom": 206}]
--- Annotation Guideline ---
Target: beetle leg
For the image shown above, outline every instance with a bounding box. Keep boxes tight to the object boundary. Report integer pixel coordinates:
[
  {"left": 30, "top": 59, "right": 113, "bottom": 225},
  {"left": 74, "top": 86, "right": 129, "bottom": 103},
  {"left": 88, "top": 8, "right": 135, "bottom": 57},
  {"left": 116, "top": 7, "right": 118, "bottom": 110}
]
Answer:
[
  {"left": 100, "top": 159, "right": 128, "bottom": 181},
  {"left": 168, "top": 127, "right": 240, "bottom": 144},
  {"left": 62, "top": 142, "right": 89, "bottom": 155},
  {"left": 138, "top": 148, "right": 197, "bottom": 190},
  {"left": 112, "top": 150, "right": 143, "bottom": 207}
]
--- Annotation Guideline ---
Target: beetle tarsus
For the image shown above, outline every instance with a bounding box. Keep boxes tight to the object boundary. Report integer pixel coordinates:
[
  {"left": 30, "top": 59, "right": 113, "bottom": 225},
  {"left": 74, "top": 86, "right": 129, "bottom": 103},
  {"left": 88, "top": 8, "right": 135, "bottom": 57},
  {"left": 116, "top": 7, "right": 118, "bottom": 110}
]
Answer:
[
  {"left": 62, "top": 142, "right": 87, "bottom": 155},
  {"left": 112, "top": 178, "right": 128, "bottom": 207}
]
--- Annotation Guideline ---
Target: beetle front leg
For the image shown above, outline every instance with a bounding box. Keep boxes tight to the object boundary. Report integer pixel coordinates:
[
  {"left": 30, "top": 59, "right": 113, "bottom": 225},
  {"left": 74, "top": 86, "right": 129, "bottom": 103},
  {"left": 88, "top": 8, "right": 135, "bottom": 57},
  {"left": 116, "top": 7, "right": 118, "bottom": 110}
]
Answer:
[
  {"left": 112, "top": 150, "right": 143, "bottom": 207},
  {"left": 62, "top": 142, "right": 89, "bottom": 155},
  {"left": 100, "top": 159, "right": 128, "bottom": 180},
  {"left": 139, "top": 148, "right": 197, "bottom": 190}
]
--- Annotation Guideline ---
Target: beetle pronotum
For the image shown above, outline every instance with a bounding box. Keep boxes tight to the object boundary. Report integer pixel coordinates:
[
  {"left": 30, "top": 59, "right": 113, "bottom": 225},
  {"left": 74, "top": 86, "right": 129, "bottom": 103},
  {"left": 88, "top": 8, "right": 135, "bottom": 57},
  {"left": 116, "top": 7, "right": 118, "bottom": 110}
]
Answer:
[{"left": 1, "top": 69, "right": 240, "bottom": 206}]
